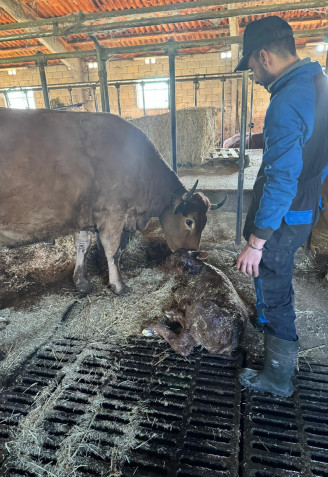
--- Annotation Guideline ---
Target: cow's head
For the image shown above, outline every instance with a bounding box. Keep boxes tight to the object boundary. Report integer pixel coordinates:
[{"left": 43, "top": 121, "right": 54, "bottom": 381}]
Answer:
[{"left": 159, "top": 181, "right": 226, "bottom": 252}]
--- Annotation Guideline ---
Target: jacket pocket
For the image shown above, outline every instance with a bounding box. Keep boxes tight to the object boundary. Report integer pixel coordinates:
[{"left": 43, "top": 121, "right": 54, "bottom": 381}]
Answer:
[{"left": 284, "top": 209, "right": 313, "bottom": 225}]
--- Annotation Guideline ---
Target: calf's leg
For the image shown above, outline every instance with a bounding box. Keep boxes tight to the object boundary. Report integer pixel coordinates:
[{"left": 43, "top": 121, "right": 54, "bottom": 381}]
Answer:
[
  {"left": 73, "top": 231, "right": 93, "bottom": 293},
  {"left": 151, "top": 323, "right": 196, "bottom": 357}
]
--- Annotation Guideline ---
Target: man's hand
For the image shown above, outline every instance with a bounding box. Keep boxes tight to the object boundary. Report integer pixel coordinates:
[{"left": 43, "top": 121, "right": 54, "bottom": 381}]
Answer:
[{"left": 236, "top": 234, "right": 266, "bottom": 277}]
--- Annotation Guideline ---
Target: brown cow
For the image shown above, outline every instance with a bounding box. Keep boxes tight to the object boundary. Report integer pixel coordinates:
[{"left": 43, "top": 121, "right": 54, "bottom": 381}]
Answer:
[
  {"left": 143, "top": 250, "right": 247, "bottom": 356},
  {"left": 0, "top": 108, "right": 224, "bottom": 294}
]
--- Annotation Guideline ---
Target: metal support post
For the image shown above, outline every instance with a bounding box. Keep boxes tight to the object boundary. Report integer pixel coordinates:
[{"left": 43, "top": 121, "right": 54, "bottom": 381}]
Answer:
[
  {"left": 326, "top": 46, "right": 328, "bottom": 73},
  {"left": 248, "top": 76, "right": 254, "bottom": 148},
  {"left": 36, "top": 54, "right": 50, "bottom": 109},
  {"left": 99, "top": 58, "right": 110, "bottom": 112},
  {"left": 68, "top": 86, "right": 74, "bottom": 105},
  {"left": 141, "top": 81, "right": 146, "bottom": 116},
  {"left": 220, "top": 78, "right": 225, "bottom": 147},
  {"left": 115, "top": 83, "right": 121, "bottom": 116},
  {"left": 91, "top": 36, "right": 110, "bottom": 112},
  {"left": 235, "top": 70, "right": 249, "bottom": 245},
  {"left": 169, "top": 51, "right": 177, "bottom": 173},
  {"left": 24, "top": 89, "right": 30, "bottom": 109},
  {"left": 92, "top": 85, "right": 99, "bottom": 112},
  {"left": 193, "top": 77, "right": 199, "bottom": 107}
]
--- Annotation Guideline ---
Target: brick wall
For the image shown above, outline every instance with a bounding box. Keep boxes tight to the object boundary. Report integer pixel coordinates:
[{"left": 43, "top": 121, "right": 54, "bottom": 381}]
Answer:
[{"left": 0, "top": 45, "right": 325, "bottom": 141}]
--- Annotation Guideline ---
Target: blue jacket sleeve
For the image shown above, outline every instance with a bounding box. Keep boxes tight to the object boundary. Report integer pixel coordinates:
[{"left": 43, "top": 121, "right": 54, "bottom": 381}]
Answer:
[{"left": 253, "top": 97, "right": 307, "bottom": 240}]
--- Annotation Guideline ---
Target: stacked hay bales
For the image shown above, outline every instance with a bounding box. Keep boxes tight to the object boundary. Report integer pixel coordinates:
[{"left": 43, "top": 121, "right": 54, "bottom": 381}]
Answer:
[{"left": 131, "top": 107, "right": 219, "bottom": 167}]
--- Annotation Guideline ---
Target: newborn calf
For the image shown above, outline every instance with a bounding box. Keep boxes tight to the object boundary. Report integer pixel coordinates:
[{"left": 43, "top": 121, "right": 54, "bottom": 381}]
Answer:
[{"left": 143, "top": 250, "right": 247, "bottom": 356}]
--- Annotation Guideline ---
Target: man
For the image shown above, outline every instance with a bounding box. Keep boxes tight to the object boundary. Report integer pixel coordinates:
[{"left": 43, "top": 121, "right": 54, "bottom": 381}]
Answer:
[{"left": 235, "top": 16, "right": 328, "bottom": 397}]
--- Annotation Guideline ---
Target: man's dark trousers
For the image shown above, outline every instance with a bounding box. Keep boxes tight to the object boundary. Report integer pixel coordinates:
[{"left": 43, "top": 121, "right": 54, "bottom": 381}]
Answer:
[{"left": 253, "top": 219, "right": 315, "bottom": 342}]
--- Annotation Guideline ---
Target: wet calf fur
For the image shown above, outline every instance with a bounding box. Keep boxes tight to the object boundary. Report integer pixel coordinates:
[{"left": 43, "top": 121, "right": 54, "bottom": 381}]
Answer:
[{"left": 144, "top": 250, "right": 248, "bottom": 356}]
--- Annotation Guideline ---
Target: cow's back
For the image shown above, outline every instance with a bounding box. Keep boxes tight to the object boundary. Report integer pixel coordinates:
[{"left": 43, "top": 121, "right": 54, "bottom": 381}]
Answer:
[{"left": 0, "top": 108, "right": 172, "bottom": 245}]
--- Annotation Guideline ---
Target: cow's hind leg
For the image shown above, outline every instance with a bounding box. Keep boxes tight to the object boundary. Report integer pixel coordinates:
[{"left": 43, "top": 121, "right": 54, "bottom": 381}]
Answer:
[
  {"left": 73, "top": 231, "right": 93, "bottom": 294},
  {"left": 97, "top": 218, "right": 127, "bottom": 295}
]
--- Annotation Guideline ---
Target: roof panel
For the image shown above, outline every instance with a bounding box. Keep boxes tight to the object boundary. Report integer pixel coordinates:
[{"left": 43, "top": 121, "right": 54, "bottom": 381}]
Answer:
[{"left": 0, "top": 1, "right": 326, "bottom": 65}]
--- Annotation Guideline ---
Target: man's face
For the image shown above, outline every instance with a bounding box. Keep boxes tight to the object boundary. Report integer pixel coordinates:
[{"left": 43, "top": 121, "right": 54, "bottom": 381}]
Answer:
[{"left": 248, "top": 52, "right": 275, "bottom": 90}]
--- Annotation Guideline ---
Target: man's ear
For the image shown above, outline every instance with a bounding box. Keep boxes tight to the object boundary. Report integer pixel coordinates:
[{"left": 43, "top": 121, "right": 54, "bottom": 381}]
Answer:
[
  {"left": 259, "top": 49, "right": 268, "bottom": 66},
  {"left": 259, "top": 49, "right": 274, "bottom": 70}
]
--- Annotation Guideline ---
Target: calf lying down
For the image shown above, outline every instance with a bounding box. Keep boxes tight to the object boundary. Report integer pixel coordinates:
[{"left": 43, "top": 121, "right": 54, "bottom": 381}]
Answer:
[{"left": 143, "top": 250, "right": 248, "bottom": 357}]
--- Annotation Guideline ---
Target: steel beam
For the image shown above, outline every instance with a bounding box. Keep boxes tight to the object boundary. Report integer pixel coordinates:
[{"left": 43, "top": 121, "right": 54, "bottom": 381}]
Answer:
[
  {"left": 193, "top": 77, "right": 199, "bottom": 107},
  {"left": 0, "top": 0, "right": 325, "bottom": 43},
  {"left": 115, "top": 83, "right": 121, "bottom": 116},
  {"left": 220, "top": 79, "right": 226, "bottom": 148},
  {"left": 91, "top": 36, "right": 110, "bottom": 113},
  {"left": 0, "top": 72, "right": 245, "bottom": 95},
  {"left": 0, "top": 0, "right": 77, "bottom": 70},
  {"left": 0, "top": 0, "right": 228, "bottom": 32},
  {"left": 169, "top": 52, "right": 178, "bottom": 173},
  {"left": 91, "top": 85, "right": 99, "bottom": 112},
  {"left": 248, "top": 77, "right": 254, "bottom": 148},
  {"left": 36, "top": 55, "right": 50, "bottom": 109},
  {"left": 68, "top": 86, "right": 74, "bottom": 105},
  {"left": 0, "top": 28, "right": 325, "bottom": 66},
  {"left": 141, "top": 81, "right": 146, "bottom": 116},
  {"left": 236, "top": 70, "right": 249, "bottom": 245}
]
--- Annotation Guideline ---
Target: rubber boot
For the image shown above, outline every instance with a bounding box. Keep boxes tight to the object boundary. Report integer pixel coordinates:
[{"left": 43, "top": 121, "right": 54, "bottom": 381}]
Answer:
[{"left": 238, "top": 333, "right": 299, "bottom": 397}]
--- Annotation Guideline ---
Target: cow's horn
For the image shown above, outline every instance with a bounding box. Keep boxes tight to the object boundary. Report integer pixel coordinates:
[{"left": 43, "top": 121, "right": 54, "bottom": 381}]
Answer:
[
  {"left": 181, "top": 180, "right": 198, "bottom": 202},
  {"left": 210, "top": 195, "right": 227, "bottom": 210}
]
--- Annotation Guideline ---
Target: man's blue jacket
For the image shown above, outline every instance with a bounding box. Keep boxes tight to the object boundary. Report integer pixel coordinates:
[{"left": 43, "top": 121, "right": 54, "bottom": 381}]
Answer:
[{"left": 244, "top": 59, "right": 328, "bottom": 241}]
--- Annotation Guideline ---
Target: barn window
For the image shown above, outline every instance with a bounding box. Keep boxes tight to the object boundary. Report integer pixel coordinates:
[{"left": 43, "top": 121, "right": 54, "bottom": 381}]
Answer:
[
  {"left": 4, "top": 89, "right": 36, "bottom": 109},
  {"left": 136, "top": 78, "right": 169, "bottom": 110}
]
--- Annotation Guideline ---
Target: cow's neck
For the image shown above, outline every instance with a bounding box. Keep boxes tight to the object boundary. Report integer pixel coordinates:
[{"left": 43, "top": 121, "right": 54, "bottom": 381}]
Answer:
[{"left": 148, "top": 168, "right": 186, "bottom": 217}]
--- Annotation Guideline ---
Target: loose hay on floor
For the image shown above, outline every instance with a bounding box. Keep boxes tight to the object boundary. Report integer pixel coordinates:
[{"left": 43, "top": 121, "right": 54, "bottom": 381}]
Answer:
[
  {"left": 58, "top": 268, "right": 176, "bottom": 343},
  {"left": 0, "top": 295, "right": 76, "bottom": 387},
  {"left": 1, "top": 211, "right": 328, "bottom": 476},
  {"left": 6, "top": 344, "right": 148, "bottom": 477}
]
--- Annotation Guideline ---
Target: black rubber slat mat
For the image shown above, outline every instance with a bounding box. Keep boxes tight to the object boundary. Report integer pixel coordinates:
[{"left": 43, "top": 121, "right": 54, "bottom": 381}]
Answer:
[
  {"left": 1, "top": 336, "right": 328, "bottom": 477},
  {"left": 241, "top": 357, "right": 328, "bottom": 477}
]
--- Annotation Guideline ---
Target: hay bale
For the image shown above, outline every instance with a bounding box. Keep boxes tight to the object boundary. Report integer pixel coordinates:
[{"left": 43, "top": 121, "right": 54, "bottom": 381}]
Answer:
[{"left": 131, "top": 107, "right": 219, "bottom": 166}]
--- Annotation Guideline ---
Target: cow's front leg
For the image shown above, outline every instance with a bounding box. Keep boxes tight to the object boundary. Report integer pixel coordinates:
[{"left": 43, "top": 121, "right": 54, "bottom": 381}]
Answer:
[
  {"left": 73, "top": 230, "right": 93, "bottom": 294},
  {"left": 97, "top": 221, "right": 127, "bottom": 294}
]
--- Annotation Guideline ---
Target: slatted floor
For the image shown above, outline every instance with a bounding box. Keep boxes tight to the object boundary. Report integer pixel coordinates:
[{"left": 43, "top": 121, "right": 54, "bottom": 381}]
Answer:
[{"left": 0, "top": 336, "right": 327, "bottom": 476}]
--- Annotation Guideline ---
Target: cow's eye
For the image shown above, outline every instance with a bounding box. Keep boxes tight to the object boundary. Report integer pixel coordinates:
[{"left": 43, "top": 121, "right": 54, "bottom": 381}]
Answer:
[{"left": 186, "top": 219, "right": 193, "bottom": 228}]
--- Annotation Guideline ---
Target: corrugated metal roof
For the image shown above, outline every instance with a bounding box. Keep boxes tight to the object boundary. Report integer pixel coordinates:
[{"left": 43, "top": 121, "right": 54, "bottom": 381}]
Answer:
[{"left": 0, "top": 1, "right": 326, "bottom": 65}]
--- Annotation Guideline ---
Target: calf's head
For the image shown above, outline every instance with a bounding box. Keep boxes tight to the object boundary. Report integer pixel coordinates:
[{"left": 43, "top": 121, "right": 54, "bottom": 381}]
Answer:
[
  {"left": 166, "top": 250, "right": 209, "bottom": 274},
  {"left": 159, "top": 181, "right": 227, "bottom": 252}
]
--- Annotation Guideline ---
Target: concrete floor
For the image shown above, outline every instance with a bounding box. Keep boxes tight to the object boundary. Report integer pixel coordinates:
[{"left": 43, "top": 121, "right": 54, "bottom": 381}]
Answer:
[{"left": 179, "top": 149, "right": 262, "bottom": 191}]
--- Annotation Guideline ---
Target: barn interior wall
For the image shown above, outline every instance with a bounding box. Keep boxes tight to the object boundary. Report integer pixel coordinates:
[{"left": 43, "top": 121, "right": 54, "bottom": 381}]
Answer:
[{"left": 0, "top": 44, "right": 325, "bottom": 141}]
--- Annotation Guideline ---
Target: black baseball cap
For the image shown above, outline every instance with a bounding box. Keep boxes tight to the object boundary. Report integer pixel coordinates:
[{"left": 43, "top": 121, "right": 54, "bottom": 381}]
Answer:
[{"left": 234, "top": 16, "right": 294, "bottom": 72}]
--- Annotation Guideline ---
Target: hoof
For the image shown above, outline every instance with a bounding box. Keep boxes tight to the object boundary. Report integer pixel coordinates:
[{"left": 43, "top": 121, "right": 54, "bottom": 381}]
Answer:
[
  {"left": 111, "top": 284, "right": 130, "bottom": 295},
  {"left": 142, "top": 327, "right": 158, "bottom": 337},
  {"left": 75, "top": 281, "right": 93, "bottom": 294},
  {"left": 0, "top": 318, "right": 10, "bottom": 330}
]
